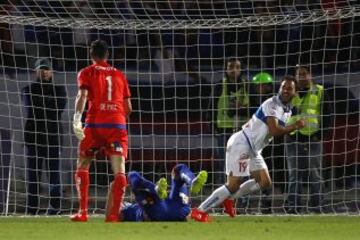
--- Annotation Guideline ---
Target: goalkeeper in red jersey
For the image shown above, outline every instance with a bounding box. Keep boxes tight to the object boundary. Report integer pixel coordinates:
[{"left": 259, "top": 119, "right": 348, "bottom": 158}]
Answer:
[{"left": 70, "top": 40, "right": 132, "bottom": 222}]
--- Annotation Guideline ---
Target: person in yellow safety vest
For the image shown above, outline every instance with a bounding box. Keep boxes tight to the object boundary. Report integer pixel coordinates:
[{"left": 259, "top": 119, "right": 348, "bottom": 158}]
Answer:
[
  {"left": 207, "top": 58, "right": 249, "bottom": 184},
  {"left": 285, "top": 65, "right": 332, "bottom": 214}
]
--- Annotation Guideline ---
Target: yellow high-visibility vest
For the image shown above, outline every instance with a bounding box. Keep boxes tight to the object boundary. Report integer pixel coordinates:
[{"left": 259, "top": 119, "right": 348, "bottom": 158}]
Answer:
[
  {"left": 216, "top": 77, "right": 249, "bottom": 129},
  {"left": 288, "top": 84, "right": 324, "bottom": 136}
]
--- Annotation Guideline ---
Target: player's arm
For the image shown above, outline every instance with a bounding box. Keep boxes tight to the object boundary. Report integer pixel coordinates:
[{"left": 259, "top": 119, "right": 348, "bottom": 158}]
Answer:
[
  {"left": 124, "top": 97, "right": 132, "bottom": 116},
  {"left": 73, "top": 89, "right": 88, "bottom": 140},
  {"left": 75, "top": 89, "right": 88, "bottom": 114},
  {"left": 122, "top": 73, "right": 132, "bottom": 116},
  {"left": 266, "top": 116, "right": 305, "bottom": 137}
]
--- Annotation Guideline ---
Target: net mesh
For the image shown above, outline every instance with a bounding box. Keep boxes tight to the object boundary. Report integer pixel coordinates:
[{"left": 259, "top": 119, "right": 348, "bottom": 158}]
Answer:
[{"left": 0, "top": 0, "right": 360, "bottom": 215}]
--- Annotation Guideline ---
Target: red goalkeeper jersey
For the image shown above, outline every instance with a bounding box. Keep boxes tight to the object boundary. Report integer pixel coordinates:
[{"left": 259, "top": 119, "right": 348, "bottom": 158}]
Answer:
[{"left": 77, "top": 61, "right": 131, "bottom": 125}]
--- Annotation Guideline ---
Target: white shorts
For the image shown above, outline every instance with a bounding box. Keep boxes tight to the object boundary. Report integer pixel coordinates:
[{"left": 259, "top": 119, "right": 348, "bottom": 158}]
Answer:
[{"left": 225, "top": 131, "right": 268, "bottom": 177}]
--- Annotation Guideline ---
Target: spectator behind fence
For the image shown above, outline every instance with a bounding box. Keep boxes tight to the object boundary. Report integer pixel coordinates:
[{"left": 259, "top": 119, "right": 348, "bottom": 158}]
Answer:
[
  {"left": 207, "top": 58, "right": 249, "bottom": 184},
  {"left": 22, "top": 58, "right": 67, "bottom": 215},
  {"left": 285, "top": 65, "right": 332, "bottom": 214}
]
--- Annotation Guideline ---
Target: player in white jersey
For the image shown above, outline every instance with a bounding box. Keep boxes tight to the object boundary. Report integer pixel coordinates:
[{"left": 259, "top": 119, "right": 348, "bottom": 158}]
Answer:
[{"left": 191, "top": 75, "right": 305, "bottom": 222}]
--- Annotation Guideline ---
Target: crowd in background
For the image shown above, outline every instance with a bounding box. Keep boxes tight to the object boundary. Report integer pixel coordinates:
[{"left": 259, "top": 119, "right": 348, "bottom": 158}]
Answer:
[{"left": 0, "top": 0, "right": 359, "bottom": 77}]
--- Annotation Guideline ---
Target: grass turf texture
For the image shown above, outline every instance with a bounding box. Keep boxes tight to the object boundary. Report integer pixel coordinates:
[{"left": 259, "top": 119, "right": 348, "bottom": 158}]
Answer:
[{"left": 1, "top": 216, "right": 359, "bottom": 240}]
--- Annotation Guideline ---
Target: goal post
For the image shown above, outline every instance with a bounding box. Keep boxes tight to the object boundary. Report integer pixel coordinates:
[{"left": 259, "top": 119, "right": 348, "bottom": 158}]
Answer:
[{"left": 0, "top": 1, "right": 360, "bottom": 215}]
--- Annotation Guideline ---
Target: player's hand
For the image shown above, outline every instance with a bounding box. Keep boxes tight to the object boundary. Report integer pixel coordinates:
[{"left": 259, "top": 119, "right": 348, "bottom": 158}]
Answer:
[
  {"left": 73, "top": 113, "right": 85, "bottom": 140},
  {"left": 295, "top": 119, "right": 306, "bottom": 129}
]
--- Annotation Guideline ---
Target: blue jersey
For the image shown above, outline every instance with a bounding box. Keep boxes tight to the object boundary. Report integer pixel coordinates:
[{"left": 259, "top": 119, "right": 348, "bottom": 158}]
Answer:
[
  {"left": 121, "top": 203, "right": 144, "bottom": 222},
  {"left": 148, "top": 197, "right": 190, "bottom": 221},
  {"left": 122, "top": 196, "right": 190, "bottom": 222},
  {"left": 122, "top": 165, "right": 194, "bottom": 222}
]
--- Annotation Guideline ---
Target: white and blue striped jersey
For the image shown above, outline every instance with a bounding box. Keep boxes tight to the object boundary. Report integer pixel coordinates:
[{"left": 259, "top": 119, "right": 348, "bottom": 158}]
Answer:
[{"left": 242, "top": 95, "right": 292, "bottom": 153}]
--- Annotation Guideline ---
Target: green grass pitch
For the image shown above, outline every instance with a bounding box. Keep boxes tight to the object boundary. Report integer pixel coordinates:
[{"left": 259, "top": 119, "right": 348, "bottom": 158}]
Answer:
[{"left": 1, "top": 216, "right": 359, "bottom": 240}]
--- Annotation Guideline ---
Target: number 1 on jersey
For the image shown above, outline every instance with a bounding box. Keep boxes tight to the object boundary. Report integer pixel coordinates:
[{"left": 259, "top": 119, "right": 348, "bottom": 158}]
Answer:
[{"left": 105, "top": 76, "right": 112, "bottom": 101}]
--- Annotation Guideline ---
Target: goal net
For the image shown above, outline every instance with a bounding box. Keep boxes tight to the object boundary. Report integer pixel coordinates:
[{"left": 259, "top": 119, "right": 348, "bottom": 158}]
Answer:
[{"left": 0, "top": 0, "right": 360, "bottom": 215}]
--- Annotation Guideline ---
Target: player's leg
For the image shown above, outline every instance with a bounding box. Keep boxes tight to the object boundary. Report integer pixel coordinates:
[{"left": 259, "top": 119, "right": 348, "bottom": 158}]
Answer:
[
  {"left": 170, "top": 164, "right": 207, "bottom": 197},
  {"left": 168, "top": 164, "right": 193, "bottom": 202},
  {"left": 127, "top": 171, "right": 160, "bottom": 201},
  {"left": 230, "top": 154, "right": 270, "bottom": 200},
  {"left": 172, "top": 164, "right": 195, "bottom": 186},
  {"left": 71, "top": 127, "right": 97, "bottom": 221},
  {"left": 222, "top": 175, "right": 247, "bottom": 217},
  {"left": 105, "top": 182, "right": 114, "bottom": 217},
  {"left": 223, "top": 152, "right": 252, "bottom": 217},
  {"left": 70, "top": 155, "right": 92, "bottom": 221},
  {"left": 105, "top": 176, "right": 147, "bottom": 222},
  {"left": 192, "top": 135, "right": 249, "bottom": 222},
  {"left": 152, "top": 165, "right": 194, "bottom": 222},
  {"left": 230, "top": 169, "right": 269, "bottom": 199},
  {"left": 106, "top": 154, "right": 126, "bottom": 222},
  {"left": 199, "top": 141, "right": 250, "bottom": 210},
  {"left": 105, "top": 171, "right": 161, "bottom": 219},
  {"left": 105, "top": 129, "right": 129, "bottom": 222},
  {"left": 191, "top": 175, "right": 240, "bottom": 222},
  {"left": 196, "top": 174, "right": 242, "bottom": 211},
  {"left": 128, "top": 171, "right": 171, "bottom": 221},
  {"left": 222, "top": 168, "right": 267, "bottom": 218}
]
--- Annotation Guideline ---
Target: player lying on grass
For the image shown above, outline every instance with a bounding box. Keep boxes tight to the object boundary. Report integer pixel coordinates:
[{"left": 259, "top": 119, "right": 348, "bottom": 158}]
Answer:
[
  {"left": 191, "top": 75, "right": 306, "bottom": 222},
  {"left": 106, "top": 164, "right": 207, "bottom": 221}
]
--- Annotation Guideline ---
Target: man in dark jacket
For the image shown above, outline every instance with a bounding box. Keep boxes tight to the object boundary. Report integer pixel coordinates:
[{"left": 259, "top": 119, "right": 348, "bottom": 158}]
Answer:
[{"left": 22, "top": 58, "right": 67, "bottom": 215}]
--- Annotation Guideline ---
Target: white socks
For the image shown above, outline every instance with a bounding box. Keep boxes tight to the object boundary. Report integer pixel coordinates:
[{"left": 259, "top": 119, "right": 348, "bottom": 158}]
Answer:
[
  {"left": 198, "top": 179, "right": 261, "bottom": 212},
  {"left": 198, "top": 185, "right": 231, "bottom": 212},
  {"left": 230, "top": 179, "right": 261, "bottom": 200}
]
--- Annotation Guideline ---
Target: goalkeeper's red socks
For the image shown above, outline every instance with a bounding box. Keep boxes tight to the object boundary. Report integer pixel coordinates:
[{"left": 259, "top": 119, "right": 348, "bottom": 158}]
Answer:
[
  {"left": 106, "top": 172, "right": 127, "bottom": 222},
  {"left": 70, "top": 169, "right": 89, "bottom": 222}
]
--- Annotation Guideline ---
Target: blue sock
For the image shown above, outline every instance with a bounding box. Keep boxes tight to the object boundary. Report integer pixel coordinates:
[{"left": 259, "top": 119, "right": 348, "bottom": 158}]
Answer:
[{"left": 173, "top": 164, "right": 195, "bottom": 186}]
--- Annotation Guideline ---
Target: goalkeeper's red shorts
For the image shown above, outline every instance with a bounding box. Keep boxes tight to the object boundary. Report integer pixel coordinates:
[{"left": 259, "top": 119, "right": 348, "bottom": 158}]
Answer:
[{"left": 79, "top": 124, "right": 128, "bottom": 159}]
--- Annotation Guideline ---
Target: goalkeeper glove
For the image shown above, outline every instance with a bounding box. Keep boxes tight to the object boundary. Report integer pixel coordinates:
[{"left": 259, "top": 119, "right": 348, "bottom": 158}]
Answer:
[{"left": 73, "top": 112, "right": 85, "bottom": 140}]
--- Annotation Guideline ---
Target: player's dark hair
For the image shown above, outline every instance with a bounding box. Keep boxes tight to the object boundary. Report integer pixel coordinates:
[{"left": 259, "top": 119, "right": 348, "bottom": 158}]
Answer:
[
  {"left": 281, "top": 75, "right": 297, "bottom": 89},
  {"left": 90, "top": 40, "right": 108, "bottom": 59},
  {"left": 295, "top": 64, "right": 310, "bottom": 74},
  {"left": 227, "top": 57, "right": 241, "bottom": 65}
]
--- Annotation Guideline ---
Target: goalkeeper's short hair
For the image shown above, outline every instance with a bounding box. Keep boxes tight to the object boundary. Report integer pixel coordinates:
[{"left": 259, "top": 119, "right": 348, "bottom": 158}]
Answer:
[
  {"left": 226, "top": 57, "right": 241, "bottom": 65},
  {"left": 90, "top": 40, "right": 108, "bottom": 59}
]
